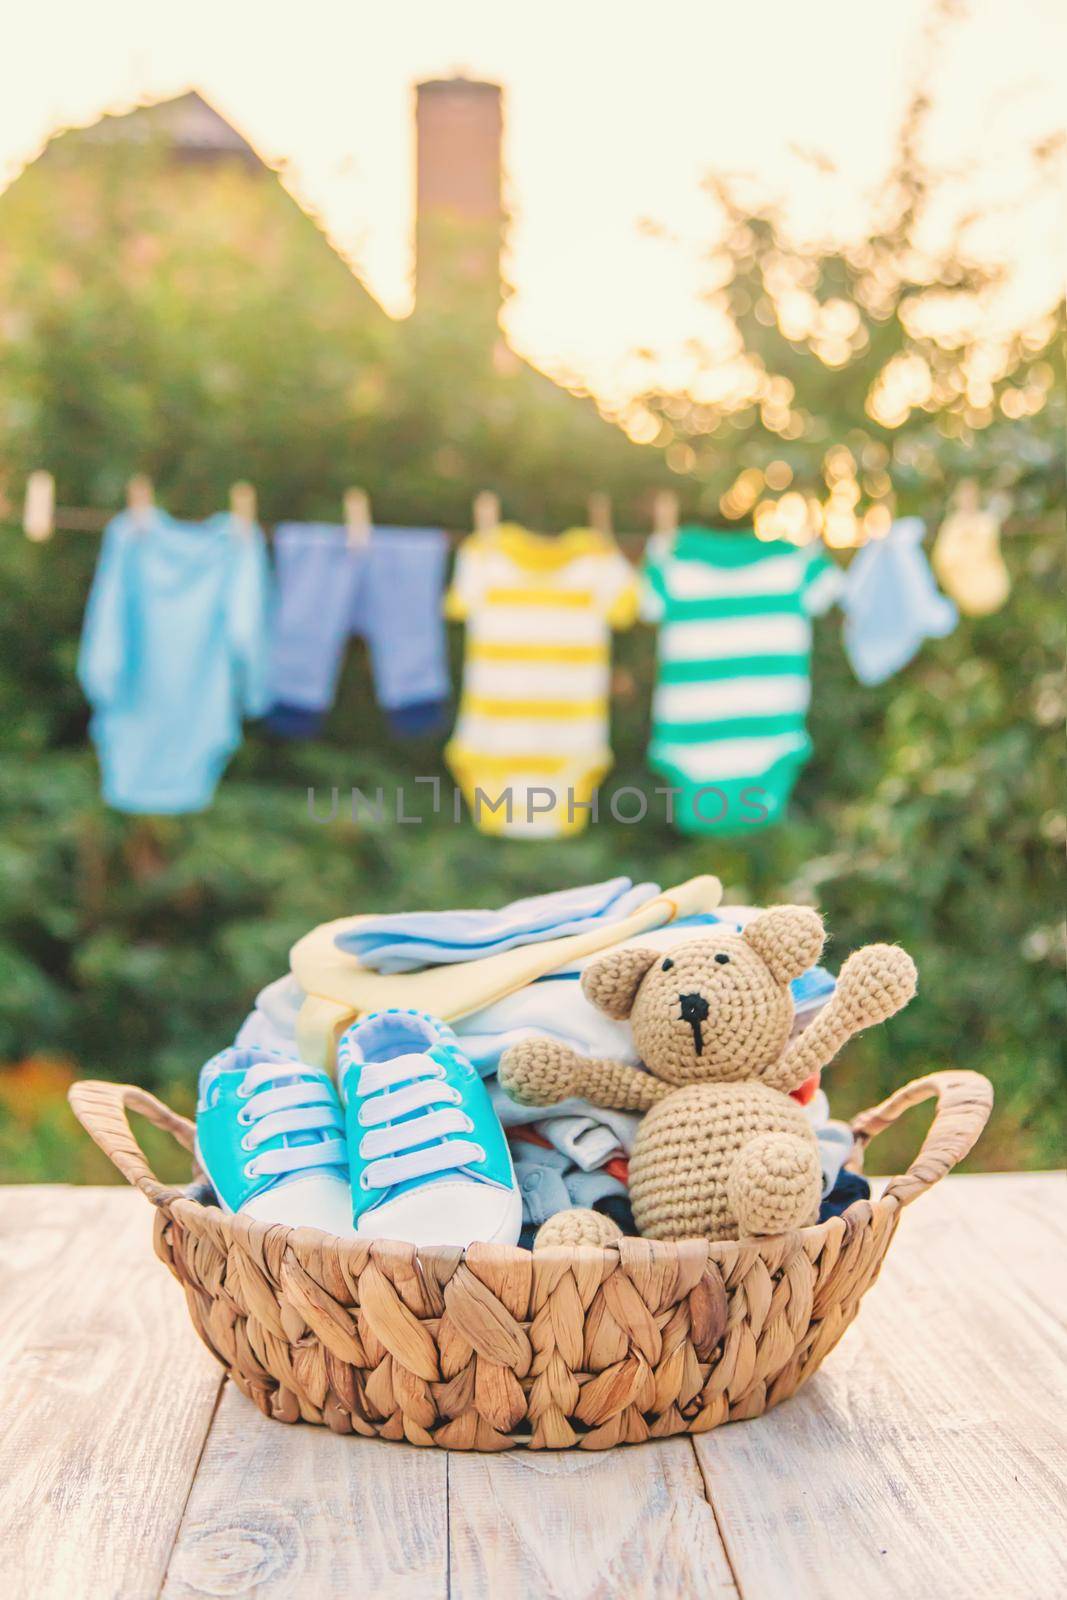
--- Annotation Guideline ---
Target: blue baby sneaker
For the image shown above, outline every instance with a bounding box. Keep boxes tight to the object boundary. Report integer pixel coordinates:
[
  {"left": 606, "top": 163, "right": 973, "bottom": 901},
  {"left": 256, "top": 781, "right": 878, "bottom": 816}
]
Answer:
[
  {"left": 195, "top": 1046, "right": 352, "bottom": 1233},
  {"left": 337, "top": 1010, "right": 522, "bottom": 1247}
]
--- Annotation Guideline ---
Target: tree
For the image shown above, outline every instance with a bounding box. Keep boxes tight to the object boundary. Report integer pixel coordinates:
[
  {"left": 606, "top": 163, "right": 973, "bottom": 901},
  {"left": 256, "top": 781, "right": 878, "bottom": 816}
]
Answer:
[{"left": 622, "top": 77, "right": 1066, "bottom": 1172}]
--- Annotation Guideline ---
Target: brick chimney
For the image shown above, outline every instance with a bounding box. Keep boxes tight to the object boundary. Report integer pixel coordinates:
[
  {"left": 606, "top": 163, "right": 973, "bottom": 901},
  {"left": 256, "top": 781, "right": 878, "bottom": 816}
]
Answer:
[{"left": 414, "top": 77, "right": 503, "bottom": 318}]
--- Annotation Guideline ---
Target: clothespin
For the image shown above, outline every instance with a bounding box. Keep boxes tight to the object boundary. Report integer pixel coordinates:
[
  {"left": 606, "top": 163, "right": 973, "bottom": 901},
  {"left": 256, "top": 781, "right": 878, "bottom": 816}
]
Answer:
[
  {"left": 473, "top": 490, "right": 500, "bottom": 532},
  {"left": 126, "top": 474, "right": 155, "bottom": 529},
  {"left": 229, "top": 481, "right": 257, "bottom": 532},
  {"left": 652, "top": 489, "right": 679, "bottom": 536},
  {"left": 954, "top": 479, "right": 981, "bottom": 514},
  {"left": 343, "top": 487, "right": 372, "bottom": 549},
  {"left": 23, "top": 470, "right": 55, "bottom": 542},
  {"left": 588, "top": 491, "right": 613, "bottom": 536}
]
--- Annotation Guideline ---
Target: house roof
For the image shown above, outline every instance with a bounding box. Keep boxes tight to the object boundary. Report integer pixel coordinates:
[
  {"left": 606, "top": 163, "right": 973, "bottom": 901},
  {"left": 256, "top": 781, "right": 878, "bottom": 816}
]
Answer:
[{"left": 78, "top": 90, "right": 261, "bottom": 166}]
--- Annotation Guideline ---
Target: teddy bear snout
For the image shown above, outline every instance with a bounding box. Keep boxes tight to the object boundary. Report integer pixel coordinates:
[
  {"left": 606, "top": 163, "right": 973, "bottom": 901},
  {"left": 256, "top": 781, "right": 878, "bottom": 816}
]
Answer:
[{"left": 678, "top": 990, "right": 711, "bottom": 1054}]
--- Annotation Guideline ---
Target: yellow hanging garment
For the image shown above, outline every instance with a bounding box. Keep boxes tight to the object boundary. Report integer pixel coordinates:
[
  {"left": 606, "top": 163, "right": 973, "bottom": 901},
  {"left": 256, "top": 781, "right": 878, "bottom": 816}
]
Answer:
[
  {"left": 932, "top": 484, "right": 1010, "bottom": 617},
  {"left": 444, "top": 525, "right": 638, "bottom": 838}
]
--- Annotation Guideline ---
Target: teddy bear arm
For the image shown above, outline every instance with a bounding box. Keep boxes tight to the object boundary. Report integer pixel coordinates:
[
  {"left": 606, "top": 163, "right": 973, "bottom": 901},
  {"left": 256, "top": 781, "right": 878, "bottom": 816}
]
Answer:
[
  {"left": 498, "top": 1040, "right": 585, "bottom": 1105},
  {"left": 575, "top": 1058, "right": 672, "bottom": 1112},
  {"left": 763, "top": 1003, "right": 850, "bottom": 1091},
  {"left": 498, "top": 1043, "right": 668, "bottom": 1112},
  {"left": 764, "top": 942, "right": 918, "bottom": 1091}
]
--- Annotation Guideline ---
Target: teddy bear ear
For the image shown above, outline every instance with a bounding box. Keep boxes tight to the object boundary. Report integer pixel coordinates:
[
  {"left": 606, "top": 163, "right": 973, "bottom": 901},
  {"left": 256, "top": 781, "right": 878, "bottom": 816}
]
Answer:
[
  {"left": 742, "top": 906, "right": 825, "bottom": 985},
  {"left": 581, "top": 947, "right": 660, "bottom": 1019}
]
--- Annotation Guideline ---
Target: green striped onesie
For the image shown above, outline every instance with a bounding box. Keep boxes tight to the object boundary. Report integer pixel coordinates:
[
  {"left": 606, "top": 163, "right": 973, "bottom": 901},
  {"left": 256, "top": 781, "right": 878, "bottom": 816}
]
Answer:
[{"left": 641, "top": 528, "right": 841, "bottom": 833}]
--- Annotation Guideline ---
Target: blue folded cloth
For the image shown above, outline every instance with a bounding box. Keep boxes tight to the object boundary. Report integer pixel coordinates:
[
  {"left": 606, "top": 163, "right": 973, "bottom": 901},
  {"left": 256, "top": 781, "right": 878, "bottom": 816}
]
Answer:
[
  {"left": 818, "top": 1167, "right": 871, "bottom": 1219},
  {"left": 511, "top": 1146, "right": 628, "bottom": 1230},
  {"left": 336, "top": 877, "right": 661, "bottom": 972},
  {"left": 791, "top": 963, "right": 836, "bottom": 1012}
]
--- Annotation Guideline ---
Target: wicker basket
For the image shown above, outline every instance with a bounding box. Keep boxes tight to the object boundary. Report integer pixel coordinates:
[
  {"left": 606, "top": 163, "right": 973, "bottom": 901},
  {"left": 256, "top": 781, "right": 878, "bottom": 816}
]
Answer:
[{"left": 69, "top": 1069, "right": 991, "bottom": 1451}]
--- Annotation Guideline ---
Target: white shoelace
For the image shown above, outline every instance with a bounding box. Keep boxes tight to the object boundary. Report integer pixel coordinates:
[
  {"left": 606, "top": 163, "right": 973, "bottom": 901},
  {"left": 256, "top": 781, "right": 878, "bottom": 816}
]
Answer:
[
  {"left": 235, "top": 1060, "right": 347, "bottom": 1183},
  {"left": 353, "top": 1052, "right": 485, "bottom": 1191}
]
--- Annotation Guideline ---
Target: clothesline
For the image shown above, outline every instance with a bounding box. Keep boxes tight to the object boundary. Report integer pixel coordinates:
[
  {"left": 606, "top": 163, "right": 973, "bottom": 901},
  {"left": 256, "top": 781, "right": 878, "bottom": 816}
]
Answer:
[
  {"left": 3, "top": 470, "right": 1049, "bottom": 549},
  {"left": 3, "top": 474, "right": 683, "bottom": 547},
  {"left": 71, "top": 507, "right": 999, "bottom": 828}
]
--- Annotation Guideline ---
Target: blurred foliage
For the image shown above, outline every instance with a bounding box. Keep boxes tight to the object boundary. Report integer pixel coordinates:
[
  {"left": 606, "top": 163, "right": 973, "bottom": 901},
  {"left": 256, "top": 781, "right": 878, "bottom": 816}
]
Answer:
[
  {"left": 0, "top": 131, "right": 670, "bottom": 529},
  {"left": 0, "top": 87, "right": 1063, "bottom": 1187},
  {"left": 631, "top": 96, "right": 1065, "bottom": 540}
]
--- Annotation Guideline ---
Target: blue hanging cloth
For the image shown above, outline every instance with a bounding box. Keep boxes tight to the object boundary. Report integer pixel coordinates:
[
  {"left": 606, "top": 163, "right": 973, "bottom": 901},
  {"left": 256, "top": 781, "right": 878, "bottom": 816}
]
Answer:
[
  {"left": 78, "top": 509, "right": 272, "bottom": 813},
  {"left": 266, "top": 524, "right": 450, "bottom": 739},
  {"left": 842, "top": 516, "right": 957, "bottom": 686}
]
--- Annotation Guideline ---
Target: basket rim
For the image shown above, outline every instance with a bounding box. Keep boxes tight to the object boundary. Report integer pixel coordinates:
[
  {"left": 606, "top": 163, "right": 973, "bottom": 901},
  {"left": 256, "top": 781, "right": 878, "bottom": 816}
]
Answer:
[
  {"left": 157, "top": 1178, "right": 884, "bottom": 1266},
  {"left": 67, "top": 1068, "right": 994, "bottom": 1265}
]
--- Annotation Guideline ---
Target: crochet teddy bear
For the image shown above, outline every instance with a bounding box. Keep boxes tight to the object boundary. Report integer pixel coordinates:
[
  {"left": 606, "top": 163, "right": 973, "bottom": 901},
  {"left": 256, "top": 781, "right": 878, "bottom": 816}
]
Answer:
[{"left": 497, "top": 907, "right": 917, "bottom": 1246}]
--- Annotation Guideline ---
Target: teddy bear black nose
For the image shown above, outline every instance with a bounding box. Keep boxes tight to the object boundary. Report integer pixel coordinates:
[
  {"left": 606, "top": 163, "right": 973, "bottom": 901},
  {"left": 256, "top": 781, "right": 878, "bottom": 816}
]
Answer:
[{"left": 678, "top": 991, "right": 710, "bottom": 1054}]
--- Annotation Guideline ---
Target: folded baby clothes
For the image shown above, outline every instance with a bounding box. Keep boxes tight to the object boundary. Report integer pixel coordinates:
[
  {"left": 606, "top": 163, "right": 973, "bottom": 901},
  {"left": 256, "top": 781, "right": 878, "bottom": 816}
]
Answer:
[
  {"left": 234, "top": 903, "right": 850, "bottom": 1241},
  {"left": 843, "top": 517, "right": 957, "bottom": 685},
  {"left": 78, "top": 508, "right": 272, "bottom": 813},
  {"left": 487, "top": 1078, "right": 642, "bottom": 1154},
  {"left": 241, "top": 899, "right": 834, "bottom": 1085},
  {"left": 290, "top": 876, "right": 724, "bottom": 1061},
  {"left": 267, "top": 523, "right": 450, "bottom": 738},
  {"left": 641, "top": 528, "right": 841, "bottom": 834},
  {"left": 818, "top": 1168, "right": 870, "bottom": 1218},
  {"left": 535, "top": 1113, "right": 629, "bottom": 1172},
  {"left": 802, "top": 1090, "right": 854, "bottom": 1194},
  {"left": 334, "top": 876, "right": 660, "bottom": 972},
  {"left": 444, "top": 524, "right": 638, "bottom": 837},
  {"left": 236, "top": 974, "right": 304, "bottom": 1057},
  {"left": 511, "top": 1141, "right": 628, "bottom": 1240}
]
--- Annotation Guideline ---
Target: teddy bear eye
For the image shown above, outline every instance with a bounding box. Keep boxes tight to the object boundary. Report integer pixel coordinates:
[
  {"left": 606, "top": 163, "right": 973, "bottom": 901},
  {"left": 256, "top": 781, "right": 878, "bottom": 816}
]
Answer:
[
  {"left": 715, "top": 953, "right": 730, "bottom": 965},
  {"left": 661, "top": 958, "right": 674, "bottom": 971}
]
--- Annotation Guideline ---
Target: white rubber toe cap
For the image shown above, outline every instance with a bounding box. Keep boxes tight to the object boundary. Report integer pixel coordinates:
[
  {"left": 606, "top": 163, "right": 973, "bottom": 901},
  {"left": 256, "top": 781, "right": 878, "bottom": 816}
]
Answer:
[
  {"left": 356, "top": 1178, "right": 523, "bottom": 1248},
  {"left": 239, "top": 1174, "right": 355, "bottom": 1235}
]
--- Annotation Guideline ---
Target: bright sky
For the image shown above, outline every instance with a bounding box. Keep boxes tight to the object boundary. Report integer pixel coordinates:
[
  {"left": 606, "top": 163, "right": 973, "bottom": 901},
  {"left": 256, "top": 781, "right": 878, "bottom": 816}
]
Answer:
[{"left": 1, "top": 0, "right": 1063, "bottom": 405}]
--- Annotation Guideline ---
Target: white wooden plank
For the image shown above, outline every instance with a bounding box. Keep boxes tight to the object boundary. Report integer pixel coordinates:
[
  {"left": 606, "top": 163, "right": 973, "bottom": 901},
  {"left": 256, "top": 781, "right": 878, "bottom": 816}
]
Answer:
[
  {"left": 693, "top": 1174, "right": 1067, "bottom": 1600},
  {"left": 4, "top": 1176, "right": 1061, "bottom": 1600},
  {"left": 0, "top": 1186, "right": 110, "bottom": 1359},
  {"left": 0, "top": 1185, "right": 223, "bottom": 1600},
  {"left": 447, "top": 1439, "right": 738, "bottom": 1600},
  {"left": 163, "top": 1383, "right": 448, "bottom": 1599},
  {"left": 930, "top": 1172, "right": 1066, "bottom": 1326}
]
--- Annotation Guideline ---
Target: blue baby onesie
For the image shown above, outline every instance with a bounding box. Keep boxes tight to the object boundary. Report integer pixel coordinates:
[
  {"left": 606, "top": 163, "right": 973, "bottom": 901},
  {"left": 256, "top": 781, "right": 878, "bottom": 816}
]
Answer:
[
  {"left": 78, "top": 509, "right": 271, "bottom": 813},
  {"left": 843, "top": 517, "right": 957, "bottom": 685},
  {"left": 267, "top": 524, "right": 450, "bottom": 739}
]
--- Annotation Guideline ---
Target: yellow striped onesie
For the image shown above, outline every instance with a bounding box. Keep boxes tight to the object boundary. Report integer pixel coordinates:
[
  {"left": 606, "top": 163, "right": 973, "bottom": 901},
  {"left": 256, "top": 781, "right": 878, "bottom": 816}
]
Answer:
[{"left": 445, "top": 525, "right": 638, "bottom": 837}]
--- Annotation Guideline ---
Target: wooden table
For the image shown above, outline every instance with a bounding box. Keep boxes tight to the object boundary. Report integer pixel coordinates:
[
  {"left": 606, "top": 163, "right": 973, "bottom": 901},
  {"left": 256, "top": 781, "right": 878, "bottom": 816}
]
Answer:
[{"left": 2, "top": 1173, "right": 1063, "bottom": 1599}]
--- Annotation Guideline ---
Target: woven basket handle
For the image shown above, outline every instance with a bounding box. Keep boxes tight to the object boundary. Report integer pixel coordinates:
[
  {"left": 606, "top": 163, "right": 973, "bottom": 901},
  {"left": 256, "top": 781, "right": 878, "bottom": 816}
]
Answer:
[
  {"left": 850, "top": 1068, "right": 993, "bottom": 1207},
  {"left": 69, "top": 1069, "right": 993, "bottom": 1216},
  {"left": 68, "top": 1079, "right": 196, "bottom": 1207}
]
